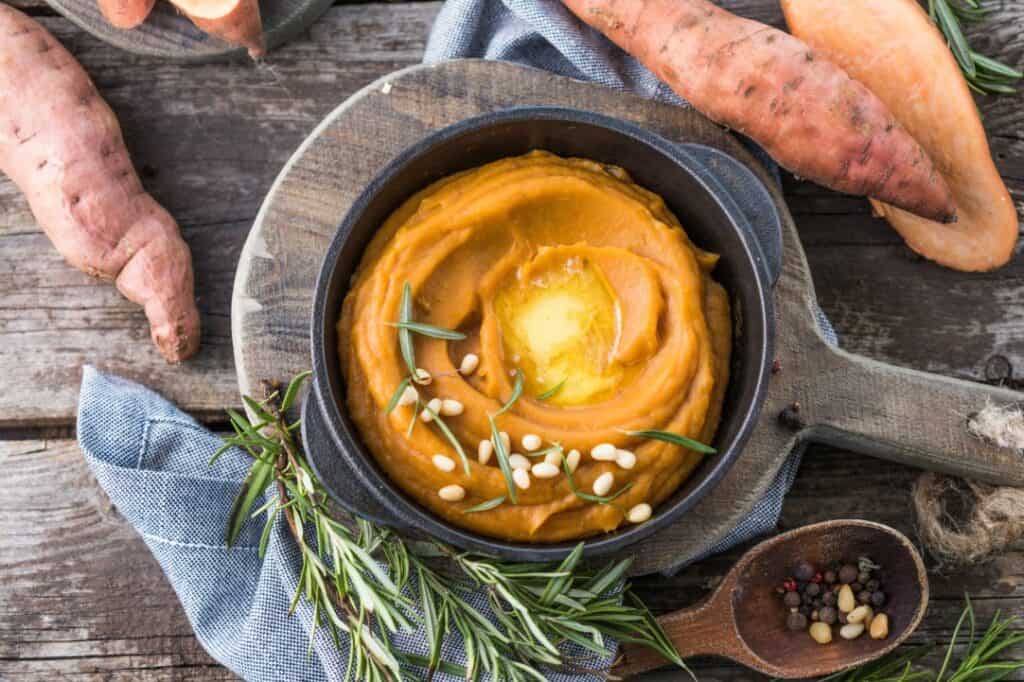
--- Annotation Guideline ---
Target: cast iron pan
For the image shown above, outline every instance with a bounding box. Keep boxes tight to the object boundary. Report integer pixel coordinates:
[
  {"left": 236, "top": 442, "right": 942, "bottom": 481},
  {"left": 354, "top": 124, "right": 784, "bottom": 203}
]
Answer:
[{"left": 303, "top": 107, "right": 779, "bottom": 561}]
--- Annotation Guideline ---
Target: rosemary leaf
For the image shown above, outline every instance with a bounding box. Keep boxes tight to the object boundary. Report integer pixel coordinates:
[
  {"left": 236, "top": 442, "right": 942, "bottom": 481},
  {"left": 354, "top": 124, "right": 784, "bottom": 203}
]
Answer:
[
  {"left": 462, "top": 496, "right": 506, "bottom": 514},
  {"left": 489, "top": 415, "right": 518, "bottom": 503},
  {"left": 562, "top": 457, "right": 634, "bottom": 504},
  {"left": 625, "top": 429, "right": 717, "bottom": 454},
  {"left": 280, "top": 370, "right": 312, "bottom": 412},
  {"left": 495, "top": 370, "right": 523, "bottom": 416},
  {"left": 387, "top": 320, "right": 466, "bottom": 341},
  {"left": 398, "top": 282, "right": 417, "bottom": 377},
  {"left": 536, "top": 378, "right": 567, "bottom": 401},
  {"left": 384, "top": 377, "right": 411, "bottom": 415},
  {"left": 227, "top": 455, "right": 274, "bottom": 547},
  {"left": 421, "top": 404, "right": 470, "bottom": 475}
]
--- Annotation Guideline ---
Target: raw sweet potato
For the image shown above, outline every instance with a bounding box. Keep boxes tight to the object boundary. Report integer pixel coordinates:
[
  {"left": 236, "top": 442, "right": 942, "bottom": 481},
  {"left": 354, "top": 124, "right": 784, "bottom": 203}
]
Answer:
[
  {"left": 782, "top": 0, "right": 1018, "bottom": 271},
  {"left": 96, "top": 0, "right": 155, "bottom": 29},
  {"left": 0, "top": 5, "right": 200, "bottom": 362},
  {"left": 169, "top": 0, "right": 265, "bottom": 58},
  {"left": 560, "top": 0, "right": 958, "bottom": 224}
]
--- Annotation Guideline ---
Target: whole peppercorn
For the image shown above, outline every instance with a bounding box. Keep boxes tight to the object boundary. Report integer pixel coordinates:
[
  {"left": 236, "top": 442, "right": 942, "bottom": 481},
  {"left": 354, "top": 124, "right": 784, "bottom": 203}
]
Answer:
[
  {"left": 858, "top": 571, "right": 871, "bottom": 585},
  {"left": 799, "top": 605, "right": 812, "bottom": 617},
  {"left": 866, "top": 579, "right": 880, "bottom": 593},
  {"left": 787, "top": 611, "right": 808, "bottom": 631},
  {"left": 851, "top": 582, "right": 863, "bottom": 593},
  {"left": 822, "top": 592, "right": 837, "bottom": 607},
  {"left": 812, "top": 598, "right": 823, "bottom": 609},
  {"left": 858, "top": 590, "right": 872, "bottom": 605},
  {"left": 871, "top": 591, "right": 887, "bottom": 607},
  {"left": 784, "top": 591, "right": 802, "bottom": 608},
  {"left": 794, "top": 560, "right": 816, "bottom": 582},
  {"left": 819, "top": 606, "right": 838, "bottom": 625},
  {"left": 824, "top": 570, "right": 838, "bottom": 584},
  {"left": 839, "top": 564, "right": 859, "bottom": 584},
  {"left": 806, "top": 582, "right": 822, "bottom": 597},
  {"left": 802, "top": 592, "right": 814, "bottom": 605}
]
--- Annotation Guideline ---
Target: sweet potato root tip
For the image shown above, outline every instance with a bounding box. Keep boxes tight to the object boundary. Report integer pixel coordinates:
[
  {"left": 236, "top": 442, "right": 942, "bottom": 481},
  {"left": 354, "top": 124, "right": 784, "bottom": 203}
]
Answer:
[
  {"left": 782, "top": 0, "right": 1018, "bottom": 271},
  {"left": 559, "top": 0, "right": 958, "bottom": 224},
  {"left": 0, "top": 5, "right": 201, "bottom": 361},
  {"left": 96, "top": 0, "right": 156, "bottom": 29}
]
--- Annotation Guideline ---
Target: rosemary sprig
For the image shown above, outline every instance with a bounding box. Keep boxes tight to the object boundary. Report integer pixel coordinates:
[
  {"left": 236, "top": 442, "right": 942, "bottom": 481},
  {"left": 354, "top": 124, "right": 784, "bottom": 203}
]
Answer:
[
  {"left": 624, "top": 429, "right": 717, "bottom": 454},
  {"left": 398, "top": 282, "right": 417, "bottom": 378},
  {"left": 929, "top": 0, "right": 1022, "bottom": 95},
  {"left": 462, "top": 496, "right": 506, "bottom": 514},
  {"left": 387, "top": 321, "right": 467, "bottom": 341},
  {"left": 536, "top": 378, "right": 567, "bottom": 401},
  {"left": 421, "top": 402, "right": 471, "bottom": 475},
  {"left": 218, "top": 372, "right": 689, "bottom": 681},
  {"left": 490, "top": 370, "right": 525, "bottom": 503}
]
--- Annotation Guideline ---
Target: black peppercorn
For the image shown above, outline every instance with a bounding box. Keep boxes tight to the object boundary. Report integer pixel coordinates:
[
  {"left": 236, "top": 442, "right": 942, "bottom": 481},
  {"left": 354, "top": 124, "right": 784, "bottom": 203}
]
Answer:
[
  {"left": 871, "top": 591, "right": 887, "bottom": 607},
  {"left": 819, "top": 606, "right": 838, "bottom": 625},
  {"left": 839, "top": 564, "right": 858, "bottom": 584},
  {"left": 812, "top": 598, "right": 823, "bottom": 609},
  {"left": 806, "top": 582, "right": 821, "bottom": 597},
  {"left": 822, "top": 592, "right": 837, "bottom": 607},
  {"left": 858, "top": 590, "right": 872, "bottom": 605},
  {"left": 866, "top": 579, "right": 880, "bottom": 593},
  {"left": 851, "top": 582, "right": 863, "bottom": 593},
  {"left": 787, "top": 611, "right": 808, "bottom": 631},
  {"left": 858, "top": 571, "right": 871, "bottom": 585},
  {"left": 794, "top": 560, "right": 816, "bottom": 582},
  {"left": 799, "top": 605, "right": 812, "bottom": 617},
  {"left": 802, "top": 592, "right": 814, "bottom": 605},
  {"left": 824, "top": 570, "right": 837, "bottom": 584},
  {"left": 784, "top": 591, "right": 801, "bottom": 608}
]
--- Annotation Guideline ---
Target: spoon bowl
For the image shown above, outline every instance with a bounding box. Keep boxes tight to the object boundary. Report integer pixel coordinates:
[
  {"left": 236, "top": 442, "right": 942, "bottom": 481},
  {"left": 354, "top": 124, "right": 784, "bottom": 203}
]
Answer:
[{"left": 615, "top": 520, "right": 929, "bottom": 679}]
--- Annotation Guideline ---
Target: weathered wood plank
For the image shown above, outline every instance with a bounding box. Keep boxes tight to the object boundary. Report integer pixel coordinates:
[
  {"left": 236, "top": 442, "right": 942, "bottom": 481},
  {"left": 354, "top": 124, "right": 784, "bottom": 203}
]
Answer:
[{"left": 3, "top": 439, "right": 1021, "bottom": 680}]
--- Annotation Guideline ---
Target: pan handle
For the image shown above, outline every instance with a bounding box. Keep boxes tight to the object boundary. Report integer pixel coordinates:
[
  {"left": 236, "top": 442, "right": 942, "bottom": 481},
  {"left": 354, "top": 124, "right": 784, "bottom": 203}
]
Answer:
[
  {"left": 801, "top": 344, "right": 1024, "bottom": 485},
  {"left": 301, "top": 395, "right": 411, "bottom": 528}
]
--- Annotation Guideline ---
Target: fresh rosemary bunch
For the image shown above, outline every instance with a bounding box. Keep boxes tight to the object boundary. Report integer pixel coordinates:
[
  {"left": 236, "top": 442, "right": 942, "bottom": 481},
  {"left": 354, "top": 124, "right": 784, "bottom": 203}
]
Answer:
[
  {"left": 929, "top": 0, "right": 1023, "bottom": 95},
  {"left": 216, "top": 372, "right": 687, "bottom": 681},
  {"left": 822, "top": 595, "right": 1024, "bottom": 682}
]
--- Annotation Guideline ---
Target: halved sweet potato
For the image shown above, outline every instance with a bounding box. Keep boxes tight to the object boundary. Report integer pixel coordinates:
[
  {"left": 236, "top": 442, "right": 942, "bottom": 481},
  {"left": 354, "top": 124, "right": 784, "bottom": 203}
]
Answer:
[
  {"left": 97, "top": 0, "right": 156, "bottom": 29},
  {"left": 783, "top": 0, "right": 1018, "bottom": 271},
  {"left": 169, "top": 0, "right": 265, "bottom": 58}
]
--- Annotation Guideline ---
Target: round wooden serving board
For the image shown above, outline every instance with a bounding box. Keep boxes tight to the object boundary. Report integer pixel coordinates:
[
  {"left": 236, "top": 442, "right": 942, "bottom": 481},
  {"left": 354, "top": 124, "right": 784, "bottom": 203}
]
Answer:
[
  {"left": 233, "top": 59, "right": 1024, "bottom": 576},
  {"left": 46, "top": 0, "right": 332, "bottom": 61}
]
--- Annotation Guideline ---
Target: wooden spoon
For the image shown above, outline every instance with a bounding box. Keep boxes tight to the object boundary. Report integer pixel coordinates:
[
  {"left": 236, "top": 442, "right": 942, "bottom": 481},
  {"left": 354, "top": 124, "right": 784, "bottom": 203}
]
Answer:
[{"left": 615, "top": 520, "right": 929, "bottom": 679}]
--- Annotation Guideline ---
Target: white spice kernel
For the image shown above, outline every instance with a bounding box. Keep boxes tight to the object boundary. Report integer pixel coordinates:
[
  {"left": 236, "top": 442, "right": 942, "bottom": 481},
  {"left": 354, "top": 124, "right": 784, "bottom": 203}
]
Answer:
[
  {"left": 521, "top": 434, "right": 542, "bottom": 452},
  {"left": 615, "top": 449, "right": 636, "bottom": 470},
  {"left": 397, "top": 385, "right": 418, "bottom": 407},
  {"left": 432, "top": 454, "right": 456, "bottom": 473},
  {"left": 544, "top": 449, "right": 564, "bottom": 467},
  {"left": 593, "top": 472, "right": 614, "bottom": 496},
  {"left": 420, "top": 397, "right": 443, "bottom": 422},
  {"left": 477, "top": 439, "right": 494, "bottom": 464},
  {"left": 414, "top": 368, "right": 432, "bottom": 385},
  {"left": 440, "top": 399, "right": 464, "bottom": 416},
  {"left": 508, "top": 454, "right": 531, "bottom": 470},
  {"left": 627, "top": 503, "right": 652, "bottom": 523},
  {"left": 531, "top": 462, "right": 560, "bottom": 479},
  {"left": 591, "top": 443, "right": 617, "bottom": 461},
  {"left": 513, "top": 468, "right": 531, "bottom": 490},
  {"left": 840, "top": 623, "right": 865, "bottom": 640},
  {"left": 438, "top": 485, "right": 465, "bottom": 502},
  {"left": 459, "top": 353, "right": 480, "bottom": 375},
  {"left": 566, "top": 449, "right": 581, "bottom": 473}
]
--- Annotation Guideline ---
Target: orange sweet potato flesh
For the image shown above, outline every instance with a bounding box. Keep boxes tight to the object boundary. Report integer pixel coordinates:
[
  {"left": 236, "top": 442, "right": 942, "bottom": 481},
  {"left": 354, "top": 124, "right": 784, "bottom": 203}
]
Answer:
[
  {"left": 169, "top": 0, "right": 265, "bottom": 58},
  {"left": 0, "top": 5, "right": 200, "bottom": 362},
  {"left": 560, "top": 0, "right": 958, "bottom": 224},
  {"left": 782, "top": 0, "right": 1018, "bottom": 271},
  {"left": 96, "top": 0, "right": 155, "bottom": 29}
]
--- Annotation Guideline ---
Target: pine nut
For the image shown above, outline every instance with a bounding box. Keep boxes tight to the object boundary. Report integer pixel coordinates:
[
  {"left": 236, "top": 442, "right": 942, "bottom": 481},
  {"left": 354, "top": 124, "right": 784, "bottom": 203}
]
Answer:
[
  {"left": 809, "top": 622, "right": 832, "bottom": 644},
  {"left": 566, "top": 449, "right": 581, "bottom": 473},
  {"left": 440, "top": 399, "right": 464, "bottom": 416},
  {"left": 593, "top": 472, "right": 614, "bottom": 496},
  {"left": 531, "top": 462, "right": 560, "bottom": 479},
  {"left": 508, "top": 454, "right": 531, "bottom": 470},
  {"left": 477, "top": 439, "right": 493, "bottom": 464},
  {"left": 869, "top": 613, "right": 889, "bottom": 640},
  {"left": 615, "top": 449, "right": 636, "bottom": 470},
  {"left": 414, "top": 368, "right": 432, "bottom": 385},
  {"left": 848, "top": 605, "right": 871, "bottom": 624},
  {"left": 627, "top": 503, "right": 652, "bottom": 523},
  {"left": 521, "top": 434, "right": 542, "bottom": 451},
  {"left": 432, "top": 454, "right": 456, "bottom": 472},
  {"left": 591, "top": 443, "right": 617, "bottom": 461},
  {"left": 438, "top": 484, "right": 465, "bottom": 502},
  {"left": 544, "top": 450, "right": 563, "bottom": 466},
  {"left": 459, "top": 353, "right": 479, "bottom": 375},
  {"left": 840, "top": 623, "right": 865, "bottom": 640},
  {"left": 420, "top": 397, "right": 442, "bottom": 422},
  {"left": 397, "top": 385, "right": 418, "bottom": 407},
  {"left": 513, "top": 468, "right": 531, "bottom": 490},
  {"left": 838, "top": 585, "right": 856, "bottom": 612}
]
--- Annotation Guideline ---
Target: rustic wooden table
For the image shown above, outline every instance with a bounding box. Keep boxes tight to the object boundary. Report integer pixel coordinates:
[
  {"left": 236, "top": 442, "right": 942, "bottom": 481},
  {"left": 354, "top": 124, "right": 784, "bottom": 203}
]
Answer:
[{"left": 1, "top": 1, "right": 1022, "bottom": 679}]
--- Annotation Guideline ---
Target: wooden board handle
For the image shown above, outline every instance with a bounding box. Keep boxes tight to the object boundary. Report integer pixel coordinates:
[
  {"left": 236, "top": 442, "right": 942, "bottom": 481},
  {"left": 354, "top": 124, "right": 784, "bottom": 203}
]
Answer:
[{"left": 801, "top": 345, "right": 1024, "bottom": 485}]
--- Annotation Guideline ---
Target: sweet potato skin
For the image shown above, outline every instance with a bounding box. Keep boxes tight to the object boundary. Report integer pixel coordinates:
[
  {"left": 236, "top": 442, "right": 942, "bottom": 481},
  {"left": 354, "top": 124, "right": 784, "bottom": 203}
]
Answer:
[
  {"left": 170, "top": 0, "right": 265, "bottom": 58},
  {"left": 96, "top": 0, "right": 156, "bottom": 29},
  {"left": 0, "top": 5, "right": 200, "bottom": 362},
  {"left": 782, "top": 0, "right": 1018, "bottom": 271},
  {"left": 560, "top": 0, "right": 957, "bottom": 224}
]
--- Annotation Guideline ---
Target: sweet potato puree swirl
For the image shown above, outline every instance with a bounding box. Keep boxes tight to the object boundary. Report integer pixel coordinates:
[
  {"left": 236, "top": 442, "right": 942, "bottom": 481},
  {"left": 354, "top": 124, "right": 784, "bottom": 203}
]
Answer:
[{"left": 339, "top": 151, "right": 731, "bottom": 543}]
